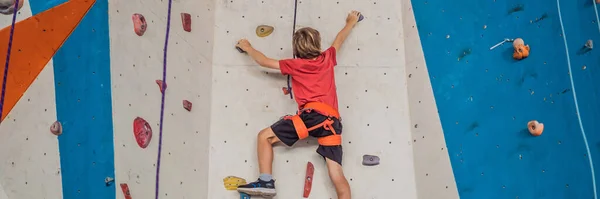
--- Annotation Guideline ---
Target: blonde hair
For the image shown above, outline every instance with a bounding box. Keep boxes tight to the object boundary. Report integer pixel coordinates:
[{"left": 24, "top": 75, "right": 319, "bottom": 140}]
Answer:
[{"left": 292, "top": 27, "right": 321, "bottom": 59}]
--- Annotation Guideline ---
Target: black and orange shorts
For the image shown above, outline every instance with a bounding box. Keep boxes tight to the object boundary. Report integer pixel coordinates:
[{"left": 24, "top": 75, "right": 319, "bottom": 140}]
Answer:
[{"left": 270, "top": 110, "right": 343, "bottom": 166}]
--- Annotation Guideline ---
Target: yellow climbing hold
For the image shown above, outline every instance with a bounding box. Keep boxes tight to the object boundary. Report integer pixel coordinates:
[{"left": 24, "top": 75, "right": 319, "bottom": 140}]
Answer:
[
  {"left": 256, "top": 25, "right": 274, "bottom": 37},
  {"left": 223, "top": 176, "right": 247, "bottom": 190}
]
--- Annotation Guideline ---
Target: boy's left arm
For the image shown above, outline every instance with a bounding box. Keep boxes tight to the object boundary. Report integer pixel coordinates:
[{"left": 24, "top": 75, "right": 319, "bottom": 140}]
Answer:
[{"left": 236, "top": 39, "right": 280, "bottom": 70}]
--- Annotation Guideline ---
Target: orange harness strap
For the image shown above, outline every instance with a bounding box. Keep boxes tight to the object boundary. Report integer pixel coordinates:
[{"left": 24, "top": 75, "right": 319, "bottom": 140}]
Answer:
[{"left": 290, "top": 102, "right": 342, "bottom": 146}]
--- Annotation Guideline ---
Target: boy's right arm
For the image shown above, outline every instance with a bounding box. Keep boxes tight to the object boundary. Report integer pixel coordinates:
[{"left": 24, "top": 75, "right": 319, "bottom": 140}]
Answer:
[
  {"left": 331, "top": 11, "right": 360, "bottom": 52},
  {"left": 236, "top": 39, "right": 280, "bottom": 70}
]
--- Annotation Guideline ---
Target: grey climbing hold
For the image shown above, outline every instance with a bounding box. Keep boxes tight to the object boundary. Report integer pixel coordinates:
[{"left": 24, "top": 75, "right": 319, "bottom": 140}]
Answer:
[
  {"left": 0, "top": 0, "right": 23, "bottom": 15},
  {"left": 362, "top": 154, "right": 380, "bottom": 166},
  {"left": 105, "top": 177, "right": 114, "bottom": 186},
  {"left": 585, "top": 39, "right": 593, "bottom": 50}
]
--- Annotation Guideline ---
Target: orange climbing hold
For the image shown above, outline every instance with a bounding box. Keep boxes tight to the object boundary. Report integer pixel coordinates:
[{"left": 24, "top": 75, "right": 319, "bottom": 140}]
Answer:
[
  {"left": 132, "top": 13, "right": 147, "bottom": 36},
  {"left": 181, "top": 13, "right": 191, "bottom": 32},
  {"left": 512, "top": 38, "right": 530, "bottom": 60},
  {"left": 0, "top": 0, "right": 96, "bottom": 122},
  {"left": 183, "top": 100, "right": 192, "bottom": 111},
  {"left": 527, "top": 120, "right": 544, "bottom": 136}
]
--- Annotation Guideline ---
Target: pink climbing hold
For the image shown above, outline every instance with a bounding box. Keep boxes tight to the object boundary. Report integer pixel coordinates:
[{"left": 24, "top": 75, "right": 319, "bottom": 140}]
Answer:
[
  {"left": 132, "top": 13, "right": 147, "bottom": 36},
  {"left": 156, "top": 80, "right": 166, "bottom": 94},
  {"left": 133, "top": 117, "right": 152, "bottom": 148},
  {"left": 50, "top": 121, "right": 62, "bottom": 136},
  {"left": 181, "top": 13, "right": 191, "bottom": 32},
  {"left": 183, "top": 100, "right": 192, "bottom": 111}
]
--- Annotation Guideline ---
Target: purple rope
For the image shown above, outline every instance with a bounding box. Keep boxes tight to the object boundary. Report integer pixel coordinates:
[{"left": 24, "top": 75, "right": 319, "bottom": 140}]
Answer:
[
  {"left": 154, "top": 0, "right": 172, "bottom": 197},
  {"left": 0, "top": 1, "right": 20, "bottom": 122}
]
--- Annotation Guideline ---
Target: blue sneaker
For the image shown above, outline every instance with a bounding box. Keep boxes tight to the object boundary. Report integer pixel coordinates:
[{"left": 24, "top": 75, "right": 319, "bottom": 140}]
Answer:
[{"left": 237, "top": 178, "right": 276, "bottom": 197}]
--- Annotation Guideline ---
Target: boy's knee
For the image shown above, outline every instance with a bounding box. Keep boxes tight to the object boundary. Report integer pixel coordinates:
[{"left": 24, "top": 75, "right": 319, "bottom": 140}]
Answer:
[{"left": 257, "top": 128, "right": 278, "bottom": 144}]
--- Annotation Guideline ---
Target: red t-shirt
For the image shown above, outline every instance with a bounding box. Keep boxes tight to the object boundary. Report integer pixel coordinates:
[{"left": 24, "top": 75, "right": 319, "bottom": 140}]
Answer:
[{"left": 279, "top": 47, "right": 338, "bottom": 111}]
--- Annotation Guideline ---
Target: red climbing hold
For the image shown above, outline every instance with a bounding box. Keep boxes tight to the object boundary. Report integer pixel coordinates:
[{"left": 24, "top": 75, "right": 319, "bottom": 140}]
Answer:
[
  {"left": 282, "top": 87, "right": 290, "bottom": 95},
  {"left": 183, "top": 100, "right": 192, "bottom": 111},
  {"left": 181, "top": 13, "right": 191, "bottom": 32},
  {"left": 132, "top": 13, "right": 147, "bottom": 36},
  {"left": 120, "top": 183, "right": 132, "bottom": 199},
  {"left": 133, "top": 117, "right": 152, "bottom": 148},
  {"left": 156, "top": 80, "right": 166, "bottom": 94},
  {"left": 50, "top": 121, "right": 62, "bottom": 136},
  {"left": 303, "top": 162, "right": 314, "bottom": 198}
]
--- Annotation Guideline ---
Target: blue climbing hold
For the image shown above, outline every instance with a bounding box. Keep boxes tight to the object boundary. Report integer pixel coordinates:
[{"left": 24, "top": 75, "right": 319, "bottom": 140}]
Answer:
[{"left": 240, "top": 192, "right": 251, "bottom": 199}]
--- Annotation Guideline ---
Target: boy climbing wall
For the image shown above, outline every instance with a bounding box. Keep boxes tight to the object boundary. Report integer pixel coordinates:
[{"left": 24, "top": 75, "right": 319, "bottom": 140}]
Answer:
[{"left": 234, "top": 11, "right": 361, "bottom": 199}]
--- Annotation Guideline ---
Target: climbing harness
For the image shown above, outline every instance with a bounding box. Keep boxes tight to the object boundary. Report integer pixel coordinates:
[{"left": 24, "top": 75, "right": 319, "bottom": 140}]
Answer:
[{"left": 288, "top": 102, "right": 342, "bottom": 146}]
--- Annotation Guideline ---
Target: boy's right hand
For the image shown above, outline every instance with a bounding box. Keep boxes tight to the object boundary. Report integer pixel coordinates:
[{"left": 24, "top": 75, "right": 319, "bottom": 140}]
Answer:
[
  {"left": 236, "top": 39, "right": 252, "bottom": 52},
  {"left": 346, "top": 11, "right": 361, "bottom": 26}
]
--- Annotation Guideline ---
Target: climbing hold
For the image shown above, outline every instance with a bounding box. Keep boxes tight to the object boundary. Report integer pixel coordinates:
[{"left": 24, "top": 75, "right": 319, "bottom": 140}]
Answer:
[
  {"left": 255, "top": 25, "right": 274, "bottom": 37},
  {"left": 358, "top": 13, "right": 364, "bottom": 22},
  {"left": 183, "top": 100, "right": 192, "bottom": 111},
  {"left": 303, "top": 162, "right": 314, "bottom": 198},
  {"left": 512, "top": 38, "right": 530, "bottom": 60},
  {"left": 133, "top": 117, "right": 153, "bottom": 148},
  {"left": 50, "top": 121, "right": 62, "bottom": 136},
  {"left": 236, "top": 46, "right": 246, "bottom": 53},
  {"left": 132, "top": 13, "right": 147, "bottom": 36},
  {"left": 0, "top": 0, "right": 23, "bottom": 15},
  {"left": 282, "top": 87, "right": 290, "bottom": 95},
  {"left": 240, "top": 192, "right": 251, "bottom": 199},
  {"left": 513, "top": 38, "right": 524, "bottom": 47},
  {"left": 223, "top": 176, "right": 247, "bottom": 190},
  {"left": 156, "top": 80, "right": 166, "bottom": 94},
  {"left": 527, "top": 120, "right": 544, "bottom": 136},
  {"left": 362, "top": 154, "right": 380, "bottom": 166},
  {"left": 585, "top": 39, "right": 593, "bottom": 50},
  {"left": 105, "top": 177, "right": 114, "bottom": 186},
  {"left": 181, "top": 13, "right": 191, "bottom": 32},
  {"left": 120, "top": 183, "right": 132, "bottom": 199}
]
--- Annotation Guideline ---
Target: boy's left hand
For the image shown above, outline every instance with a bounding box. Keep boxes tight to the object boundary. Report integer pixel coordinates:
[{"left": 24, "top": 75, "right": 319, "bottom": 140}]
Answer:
[{"left": 236, "top": 39, "right": 252, "bottom": 51}]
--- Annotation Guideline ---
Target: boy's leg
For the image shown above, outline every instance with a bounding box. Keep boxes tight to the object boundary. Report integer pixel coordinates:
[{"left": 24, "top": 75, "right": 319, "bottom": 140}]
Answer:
[
  {"left": 238, "top": 116, "right": 300, "bottom": 197},
  {"left": 257, "top": 127, "right": 280, "bottom": 175},
  {"left": 326, "top": 157, "right": 351, "bottom": 199}
]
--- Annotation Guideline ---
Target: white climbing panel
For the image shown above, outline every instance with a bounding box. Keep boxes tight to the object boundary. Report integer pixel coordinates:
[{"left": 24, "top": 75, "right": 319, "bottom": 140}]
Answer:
[
  {"left": 208, "top": 0, "right": 421, "bottom": 198},
  {"left": 109, "top": 0, "right": 214, "bottom": 197},
  {"left": 402, "top": 1, "right": 460, "bottom": 198},
  {"left": 0, "top": 1, "right": 63, "bottom": 198}
]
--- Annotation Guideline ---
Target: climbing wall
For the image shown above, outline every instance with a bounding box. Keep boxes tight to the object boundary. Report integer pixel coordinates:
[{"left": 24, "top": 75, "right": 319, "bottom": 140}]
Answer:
[
  {"left": 109, "top": 0, "right": 215, "bottom": 197},
  {"left": 412, "top": 0, "right": 600, "bottom": 198},
  {"left": 0, "top": 0, "right": 63, "bottom": 198},
  {"left": 0, "top": 0, "right": 463, "bottom": 198},
  {"left": 208, "top": 0, "right": 422, "bottom": 198}
]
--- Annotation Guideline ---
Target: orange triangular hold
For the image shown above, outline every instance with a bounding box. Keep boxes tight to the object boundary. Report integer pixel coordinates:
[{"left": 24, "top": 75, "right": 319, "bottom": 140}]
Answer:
[{"left": 0, "top": 0, "right": 96, "bottom": 122}]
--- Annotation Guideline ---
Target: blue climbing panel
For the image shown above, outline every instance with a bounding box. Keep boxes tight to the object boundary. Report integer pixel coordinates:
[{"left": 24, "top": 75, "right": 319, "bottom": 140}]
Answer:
[{"left": 412, "top": 0, "right": 600, "bottom": 198}]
